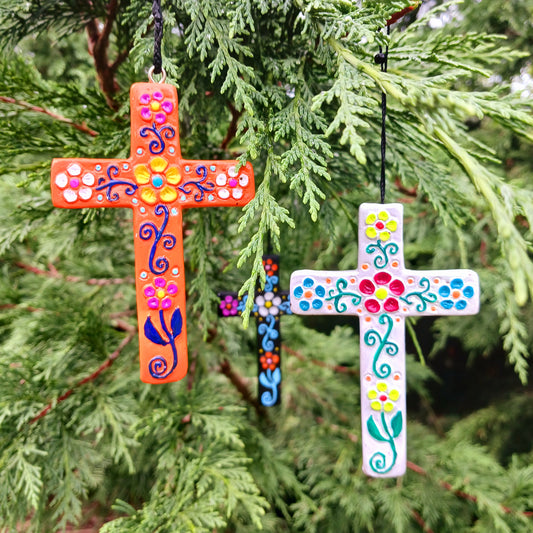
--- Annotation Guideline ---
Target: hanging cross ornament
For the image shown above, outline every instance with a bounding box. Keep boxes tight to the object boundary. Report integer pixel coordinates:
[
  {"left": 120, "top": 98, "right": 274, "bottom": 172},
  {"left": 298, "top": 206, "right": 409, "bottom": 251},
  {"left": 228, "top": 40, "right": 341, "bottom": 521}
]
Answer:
[
  {"left": 218, "top": 255, "right": 292, "bottom": 406},
  {"left": 51, "top": 79, "right": 254, "bottom": 384},
  {"left": 290, "top": 203, "right": 479, "bottom": 477}
]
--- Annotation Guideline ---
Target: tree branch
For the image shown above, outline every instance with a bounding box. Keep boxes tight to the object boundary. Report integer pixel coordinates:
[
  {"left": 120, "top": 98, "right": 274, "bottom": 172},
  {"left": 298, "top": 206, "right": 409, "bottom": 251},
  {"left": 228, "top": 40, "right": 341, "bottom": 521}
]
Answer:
[
  {"left": 219, "top": 359, "right": 269, "bottom": 419},
  {"left": 85, "top": 0, "right": 124, "bottom": 110},
  {"left": 283, "top": 344, "right": 358, "bottom": 375},
  {"left": 407, "top": 461, "right": 533, "bottom": 518},
  {"left": 15, "top": 261, "right": 134, "bottom": 286},
  {"left": 0, "top": 96, "right": 98, "bottom": 137},
  {"left": 29, "top": 331, "right": 135, "bottom": 425},
  {"left": 220, "top": 102, "right": 243, "bottom": 152}
]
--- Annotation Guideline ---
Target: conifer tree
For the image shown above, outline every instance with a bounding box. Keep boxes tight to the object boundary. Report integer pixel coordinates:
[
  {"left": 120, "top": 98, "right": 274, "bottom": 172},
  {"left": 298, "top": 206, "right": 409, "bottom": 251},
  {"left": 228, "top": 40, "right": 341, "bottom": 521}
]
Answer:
[{"left": 0, "top": 1, "right": 532, "bottom": 531}]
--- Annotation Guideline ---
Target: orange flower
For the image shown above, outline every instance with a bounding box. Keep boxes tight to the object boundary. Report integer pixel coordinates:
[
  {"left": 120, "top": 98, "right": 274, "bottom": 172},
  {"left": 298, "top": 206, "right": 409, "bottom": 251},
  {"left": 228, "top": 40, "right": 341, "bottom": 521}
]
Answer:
[
  {"left": 260, "top": 352, "right": 279, "bottom": 371},
  {"left": 134, "top": 157, "right": 181, "bottom": 205}
]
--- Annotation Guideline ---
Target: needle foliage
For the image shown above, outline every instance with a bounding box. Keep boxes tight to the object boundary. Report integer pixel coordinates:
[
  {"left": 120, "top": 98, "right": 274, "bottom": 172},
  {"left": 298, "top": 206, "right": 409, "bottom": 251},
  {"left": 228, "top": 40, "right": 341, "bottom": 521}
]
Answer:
[{"left": 0, "top": 0, "right": 532, "bottom": 531}]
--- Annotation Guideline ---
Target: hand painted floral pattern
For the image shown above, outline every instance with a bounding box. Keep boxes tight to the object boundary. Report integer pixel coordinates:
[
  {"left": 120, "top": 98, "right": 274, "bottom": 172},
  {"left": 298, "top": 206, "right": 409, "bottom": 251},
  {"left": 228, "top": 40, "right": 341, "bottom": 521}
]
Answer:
[
  {"left": 215, "top": 166, "right": 249, "bottom": 200},
  {"left": 365, "top": 210, "right": 397, "bottom": 241},
  {"left": 255, "top": 291, "right": 282, "bottom": 317},
  {"left": 219, "top": 294, "right": 239, "bottom": 316},
  {"left": 292, "top": 277, "right": 326, "bottom": 311},
  {"left": 140, "top": 91, "right": 174, "bottom": 124},
  {"left": 368, "top": 381, "right": 400, "bottom": 412},
  {"left": 144, "top": 277, "right": 178, "bottom": 310},
  {"left": 263, "top": 257, "right": 278, "bottom": 277},
  {"left": 54, "top": 163, "right": 94, "bottom": 203},
  {"left": 134, "top": 157, "right": 181, "bottom": 205},
  {"left": 359, "top": 272, "right": 405, "bottom": 313},
  {"left": 260, "top": 351, "right": 280, "bottom": 371},
  {"left": 438, "top": 278, "right": 475, "bottom": 310}
]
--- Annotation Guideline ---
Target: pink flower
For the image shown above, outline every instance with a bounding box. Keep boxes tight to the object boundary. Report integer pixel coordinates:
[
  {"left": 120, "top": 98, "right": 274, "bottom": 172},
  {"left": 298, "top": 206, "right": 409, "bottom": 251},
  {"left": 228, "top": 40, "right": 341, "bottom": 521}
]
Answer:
[
  {"left": 219, "top": 295, "right": 239, "bottom": 316},
  {"left": 139, "top": 91, "right": 174, "bottom": 124},
  {"left": 144, "top": 277, "right": 178, "bottom": 310},
  {"left": 359, "top": 272, "right": 405, "bottom": 313}
]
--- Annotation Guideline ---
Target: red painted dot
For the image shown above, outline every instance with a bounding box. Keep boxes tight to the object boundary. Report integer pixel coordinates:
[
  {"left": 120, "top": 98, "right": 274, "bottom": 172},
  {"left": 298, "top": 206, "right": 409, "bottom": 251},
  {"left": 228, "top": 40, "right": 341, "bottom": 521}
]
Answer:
[
  {"left": 376, "top": 221, "right": 385, "bottom": 230},
  {"left": 379, "top": 395, "right": 387, "bottom": 402}
]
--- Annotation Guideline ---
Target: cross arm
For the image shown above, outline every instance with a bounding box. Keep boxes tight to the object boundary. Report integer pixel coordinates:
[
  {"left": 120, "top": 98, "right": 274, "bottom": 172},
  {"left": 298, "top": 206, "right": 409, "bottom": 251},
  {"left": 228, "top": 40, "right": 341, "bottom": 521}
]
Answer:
[
  {"left": 51, "top": 158, "right": 137, "bottom": 209},
  {"left": 399, "top": 269, "right": 479, "bottom": 317},
  {"left": 178, "top": 160, "right": 254, "bottom": 208}
]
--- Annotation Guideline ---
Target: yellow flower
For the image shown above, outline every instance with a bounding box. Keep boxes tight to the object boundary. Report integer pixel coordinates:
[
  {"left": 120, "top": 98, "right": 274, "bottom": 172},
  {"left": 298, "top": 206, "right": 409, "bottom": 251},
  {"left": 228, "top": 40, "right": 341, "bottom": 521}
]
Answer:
[
  {"left": 368, "top": 381, "right": 400, "bottom": 411},
  {"left": 134, "top": 157, "right": 181, "bottom": 205},
  {"left": 365, "top": 211, "right": 397, "bottom": 241}
]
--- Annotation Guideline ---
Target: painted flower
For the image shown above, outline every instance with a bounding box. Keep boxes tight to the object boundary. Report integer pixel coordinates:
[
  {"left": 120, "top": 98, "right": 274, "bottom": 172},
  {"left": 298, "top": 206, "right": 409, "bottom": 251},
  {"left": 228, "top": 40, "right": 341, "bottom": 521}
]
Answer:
[
  {"left": 293, "top": 277, "right": 325, "bottom": 312},
  {"left": 255, "top": 291, "right": 282, "bottom": 317},
  {"left": 365, "top": 210, "right": 397, "bottom": 241},
  {"left": 438, "top": 278, "right": 474, "bottom": 311},
  {"left": 220, "top": 294, "right": 239, "bottom": 317},
  {"left": 54, "top": 163, "right": 94, "bottom": 203},
  {"left": 263, "top": 257, "right": 278, "bottom": 277},
  {"left": 359, "top": 272, "right": 405, "bottom": 313},
  {"left": 144, "top": 277, "right": 178, "bottom": 310},
  {"left": 215, "top": 166, "right": 249, "bottom": 200},
  {"left": 134, "top": 157, "right": 181, "bottom": 205},
  {"left": 139, "top": 91, "right": 174, "bottom": 124},
  {"left": 368, "top": 381, "right": 400, "bottom": 412},
  {"left": 260, "top": 351, "right": 280, "bottom": 371}
]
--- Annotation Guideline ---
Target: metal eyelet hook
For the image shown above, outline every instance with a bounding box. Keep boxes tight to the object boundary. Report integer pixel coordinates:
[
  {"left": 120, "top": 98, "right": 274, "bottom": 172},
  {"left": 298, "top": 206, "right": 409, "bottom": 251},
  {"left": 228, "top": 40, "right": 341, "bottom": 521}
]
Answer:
[{"left": 148, "top": 66, "right": 166, "bottom": 84}]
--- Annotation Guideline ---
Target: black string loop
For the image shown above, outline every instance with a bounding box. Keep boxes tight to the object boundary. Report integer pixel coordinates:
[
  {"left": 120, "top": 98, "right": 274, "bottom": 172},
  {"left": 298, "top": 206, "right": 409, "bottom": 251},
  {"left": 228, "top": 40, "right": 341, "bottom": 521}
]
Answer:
[
  {"left": 152, "top": 0, "right": 163, "bottom": 75},
  {"left": 374, "top": 25, "right": 390, "bottom": 204}
]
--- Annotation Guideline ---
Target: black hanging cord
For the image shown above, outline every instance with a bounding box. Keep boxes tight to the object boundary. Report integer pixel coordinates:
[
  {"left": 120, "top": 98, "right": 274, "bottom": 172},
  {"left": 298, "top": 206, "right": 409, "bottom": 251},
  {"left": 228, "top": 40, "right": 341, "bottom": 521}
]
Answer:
[
  {"left": 374, "top": 25, "right": 390, "bottom": 204},
  {"left": 152, "top": 0, "right": 163, "bottom": 75}
]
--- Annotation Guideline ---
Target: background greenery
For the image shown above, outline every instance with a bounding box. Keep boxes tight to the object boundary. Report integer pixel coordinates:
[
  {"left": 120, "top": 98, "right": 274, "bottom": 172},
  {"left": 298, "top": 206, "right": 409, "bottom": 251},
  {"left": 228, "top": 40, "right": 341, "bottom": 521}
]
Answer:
[{"left": 0, "top": 0, "right": 532, "bottom": 531}]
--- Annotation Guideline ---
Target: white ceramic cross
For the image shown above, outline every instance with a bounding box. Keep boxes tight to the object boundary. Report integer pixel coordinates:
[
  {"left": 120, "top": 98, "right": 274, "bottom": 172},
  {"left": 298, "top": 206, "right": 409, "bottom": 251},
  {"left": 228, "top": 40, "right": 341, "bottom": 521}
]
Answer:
[{"left": 290, "top": 203, "right": 480, "bottom": 477}]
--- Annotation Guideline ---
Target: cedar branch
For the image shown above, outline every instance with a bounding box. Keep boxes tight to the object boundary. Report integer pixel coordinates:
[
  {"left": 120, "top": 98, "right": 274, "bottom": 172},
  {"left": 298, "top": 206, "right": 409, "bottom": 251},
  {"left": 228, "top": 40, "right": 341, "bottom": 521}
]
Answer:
[
  {"left": 29, "top": 331, "right": 135, "bottom": 425},
  {"left": 283, "top": 344, "right": 358, "bottom": 375},
  {"left": 219, "top": 359, "right": 269, "bottom": 419},
  {"left": 15, "top": 261, "right": 134, "bottom": 286},
  {"left": 0, "top": 96, "right": 98, "bottom": 137}
]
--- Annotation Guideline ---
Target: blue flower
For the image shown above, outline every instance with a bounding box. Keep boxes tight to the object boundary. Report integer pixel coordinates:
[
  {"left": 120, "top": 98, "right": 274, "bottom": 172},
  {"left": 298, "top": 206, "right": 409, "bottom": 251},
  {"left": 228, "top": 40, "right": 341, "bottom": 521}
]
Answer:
[
  {"left": 293, "top": 277, "right": 325, "bottom": 311},
  {"left": 438, "top": 278, "right": 474, "bottom": 310}
]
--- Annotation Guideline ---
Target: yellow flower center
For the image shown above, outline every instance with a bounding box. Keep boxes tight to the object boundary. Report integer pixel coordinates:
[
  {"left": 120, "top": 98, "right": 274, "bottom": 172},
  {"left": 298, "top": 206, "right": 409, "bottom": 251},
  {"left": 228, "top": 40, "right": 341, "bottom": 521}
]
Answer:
[
  {"left": 375, "top": 287, "right": 388, "bottom": 300},
  {"left": 157, "top": 290, "right": 165, "bottom": 299},
  {"left": 265, "top": 301, "right": 272, "bottom": 308},
  {"left": 150, "top": 101, "right": 161, "bottom": 112}
]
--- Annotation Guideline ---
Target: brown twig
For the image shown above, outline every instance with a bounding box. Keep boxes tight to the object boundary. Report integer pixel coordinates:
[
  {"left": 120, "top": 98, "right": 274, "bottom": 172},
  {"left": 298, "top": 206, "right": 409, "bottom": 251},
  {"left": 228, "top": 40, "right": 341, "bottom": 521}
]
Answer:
[
  {"left": 219, "top": 359, "right": 269, "bottom": 419},
  {"left": 407, "top": 461, "right": 533, "bottom": 517},
  {"left": 411, "top": 510, "right": 435, "bottom": 533},
  {"left": 85, "top": 0, "right": 125, "bottom": 110},
  {"left": 283, "top": 344, "right": 358, "bottom": 376},
  {"left": 220, "top": 102, "right": 243, "bottom": 151},
  {"left": 0, "top": 95, "right": 98, "bottom": 137},
  {"left": 15, "top": 261, "right": 134, "bottom": 286},
  {"left": 0, "top": 303, "right": 43, "bottom": 312},
  {"left": 395, "top": 177, "right": 418, "bottom": 197},
  {"left": 29, "top": 331, "right": 135, "bottom": 425}
]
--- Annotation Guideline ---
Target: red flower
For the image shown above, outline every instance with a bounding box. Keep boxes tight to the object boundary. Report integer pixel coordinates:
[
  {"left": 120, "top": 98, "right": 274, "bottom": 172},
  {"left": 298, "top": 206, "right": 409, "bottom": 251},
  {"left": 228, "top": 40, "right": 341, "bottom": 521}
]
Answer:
[
  {"left": 359, "top": 272, "right": 405, "bottom": 313},
  {"left": 263, "top": 258, "right": 279, "bottom": 277},
  {"left": 260, "top": 351, "right": 280, "bottom": 370}
]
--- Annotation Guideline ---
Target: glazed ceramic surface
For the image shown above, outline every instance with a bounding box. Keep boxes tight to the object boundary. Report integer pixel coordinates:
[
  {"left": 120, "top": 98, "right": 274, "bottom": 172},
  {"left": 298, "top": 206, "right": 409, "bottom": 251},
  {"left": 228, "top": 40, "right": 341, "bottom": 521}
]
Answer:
[
  {"left": 51, "top": 82, "right": 255, "bottom": 384},
  {"left": 218, "top": 255, "right": 291, "bottom": 406},
  {"left": 290, "top": 203, "right": 480, "bottom": 477}
]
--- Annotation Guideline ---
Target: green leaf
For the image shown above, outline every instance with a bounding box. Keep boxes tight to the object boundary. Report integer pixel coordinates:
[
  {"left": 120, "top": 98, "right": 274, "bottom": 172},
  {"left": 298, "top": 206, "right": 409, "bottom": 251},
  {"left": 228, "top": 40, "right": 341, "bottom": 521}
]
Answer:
[
  {"left": 391, "top": 411, "right": 403, "bottom": 439},
  {"left": 367, "top": 415, "right": 387, "bottom": 442}
]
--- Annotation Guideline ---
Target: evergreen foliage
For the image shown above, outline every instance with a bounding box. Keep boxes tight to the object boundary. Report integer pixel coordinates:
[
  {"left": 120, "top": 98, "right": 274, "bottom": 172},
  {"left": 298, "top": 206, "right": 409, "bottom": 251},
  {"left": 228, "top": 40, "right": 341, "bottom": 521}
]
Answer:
[{"left": 0, "top": 0, "right": 532, "bottom": 531}]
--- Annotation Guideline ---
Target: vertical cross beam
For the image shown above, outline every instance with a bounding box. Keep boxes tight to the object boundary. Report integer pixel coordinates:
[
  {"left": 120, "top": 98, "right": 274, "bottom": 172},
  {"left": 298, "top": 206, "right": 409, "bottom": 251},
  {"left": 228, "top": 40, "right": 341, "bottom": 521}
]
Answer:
[
  {"left": 218, "top": 255, "right": 292, "bottom": 406},
  {"left": 51, "top": 82, "right": 255, "bottom": 384},
  {"left": 290, "top": 203, "right": 480, "bottom": 477}
]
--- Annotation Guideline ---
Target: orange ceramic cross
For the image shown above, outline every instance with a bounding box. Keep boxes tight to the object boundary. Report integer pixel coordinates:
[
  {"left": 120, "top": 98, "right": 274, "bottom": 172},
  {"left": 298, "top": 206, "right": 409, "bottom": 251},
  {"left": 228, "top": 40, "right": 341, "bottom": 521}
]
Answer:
[{"left": 51, "top": 82, "right": 255, "bottom": 384}]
